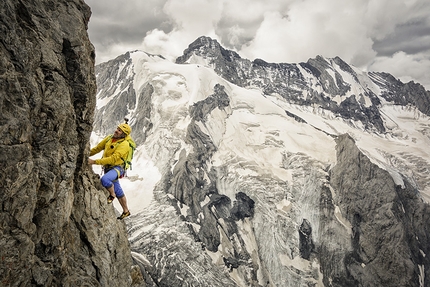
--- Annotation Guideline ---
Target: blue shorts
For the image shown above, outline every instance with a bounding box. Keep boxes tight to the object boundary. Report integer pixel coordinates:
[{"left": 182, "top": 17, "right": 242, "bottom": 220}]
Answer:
[{"left": 100, "top": 166, "right": 125, "bottom": 198}]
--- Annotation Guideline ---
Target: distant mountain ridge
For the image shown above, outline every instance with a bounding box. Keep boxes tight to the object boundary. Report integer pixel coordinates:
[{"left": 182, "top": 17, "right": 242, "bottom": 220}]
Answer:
[{"left": 176, "top": 36, "right": 430, "bottom": 133}]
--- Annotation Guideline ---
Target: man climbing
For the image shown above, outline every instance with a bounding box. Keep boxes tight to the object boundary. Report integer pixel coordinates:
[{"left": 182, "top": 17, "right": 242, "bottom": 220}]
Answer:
[{"left": 88, "top": 120, "right": 134, "bottom": 220}]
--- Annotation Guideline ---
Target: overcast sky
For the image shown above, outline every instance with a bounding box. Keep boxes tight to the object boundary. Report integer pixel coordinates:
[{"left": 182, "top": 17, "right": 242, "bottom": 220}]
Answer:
[{"left": 85, "top": 0, "right": 430, "bottom": 90}]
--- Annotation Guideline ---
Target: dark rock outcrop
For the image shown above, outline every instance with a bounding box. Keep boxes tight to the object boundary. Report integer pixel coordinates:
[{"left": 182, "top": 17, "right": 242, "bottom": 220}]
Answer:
[
  {"left": 230, "top": 192, "right": 255, "bottom": 221},
  {"left": 176, "top": 36, "right": 246, "bottom": 86},
  {"left": 190, "top": 83, "right": 230, "bottom": 122},
  {"left": 321, "top": 134, "right": 430, "bottom": 287},
  {"left": 299, "top": 219, "right": 314, "bottom": 260},
  {"left": 369, "top": 71, "right": 430, "bottom": 116},
  {"left": 0, "top": 0, "right": 135, "bottom": 286}
]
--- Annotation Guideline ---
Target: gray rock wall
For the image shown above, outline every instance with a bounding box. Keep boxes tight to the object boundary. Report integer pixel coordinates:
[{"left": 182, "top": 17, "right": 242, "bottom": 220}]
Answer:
[
  {"left": 0, "top": 1, "right": 134, "bottom": 286},
  {"left": 323, "top": 134, "right": 430, "bottom": 287}
]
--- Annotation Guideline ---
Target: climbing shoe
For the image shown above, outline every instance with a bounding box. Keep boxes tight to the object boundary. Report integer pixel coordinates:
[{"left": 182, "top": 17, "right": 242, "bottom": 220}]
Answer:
[
  {"left": 107, "top": 195, "right": 115, "bottom": 204},
  {"left": 117, "top": 211, "right": 130, "bottom": 220}
]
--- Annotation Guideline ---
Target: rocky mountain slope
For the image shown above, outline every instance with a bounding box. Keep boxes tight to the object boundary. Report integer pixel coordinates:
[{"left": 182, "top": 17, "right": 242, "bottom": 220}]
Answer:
[
  {"left": 0, "top": 1, "right": 139, "bottom": 286},
  {"left": 92, "top": 37, "right": 430, "bottom": 286}
]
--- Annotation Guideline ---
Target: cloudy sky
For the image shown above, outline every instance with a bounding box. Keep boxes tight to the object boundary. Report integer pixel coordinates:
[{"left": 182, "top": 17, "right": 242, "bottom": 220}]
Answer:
[{"left": 84, "top": 0, "right": 430, "bottom": 90}]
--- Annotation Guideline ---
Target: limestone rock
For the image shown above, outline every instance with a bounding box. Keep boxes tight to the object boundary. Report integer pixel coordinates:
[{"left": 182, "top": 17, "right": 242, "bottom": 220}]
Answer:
[{"left": 0, "top": 0, "right": 135, "bottom": 286}]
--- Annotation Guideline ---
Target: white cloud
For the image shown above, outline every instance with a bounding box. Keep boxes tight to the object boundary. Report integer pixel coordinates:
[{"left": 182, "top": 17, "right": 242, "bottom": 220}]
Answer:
[
  {"left": 163, "top": 0, "right": 223, "bottom": 30},
  {"left": 238, "top": 0, "right": 376, "bottom": 66},
  {"left": 94, "top": 43, "right": 139, "bottom": 64},
  {"left": 139, "top": 0, "right": 224, "bottom": 60},
  {"left": 364, "top": 0, "right": 410, "bottom": 40}
]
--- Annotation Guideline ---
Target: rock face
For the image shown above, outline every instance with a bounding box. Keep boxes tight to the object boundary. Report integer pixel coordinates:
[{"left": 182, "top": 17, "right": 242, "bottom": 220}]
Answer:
[
  {"left": 0, "top": 1, "right": 134, "bottom": 286},
  {"left": 370, "top": 72, "right": 430, "bottom": 115},
  {"left": 299, "top": 219, "right": 314, "bottom": 260},
  {"left": 92, "top": 39, "right": 430, "bottom": 286},
  {"left": 323, "top": 134, "right": 430, "bottom": 287}
]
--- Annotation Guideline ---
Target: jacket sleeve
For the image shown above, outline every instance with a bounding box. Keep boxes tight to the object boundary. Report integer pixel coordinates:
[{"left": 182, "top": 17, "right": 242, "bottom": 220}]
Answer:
[
  {"left": 89, "top": 135, "right": 110, "bottom": 156},
  {"left": 94, "top": 140, "right": 129, "bottom": 166}
]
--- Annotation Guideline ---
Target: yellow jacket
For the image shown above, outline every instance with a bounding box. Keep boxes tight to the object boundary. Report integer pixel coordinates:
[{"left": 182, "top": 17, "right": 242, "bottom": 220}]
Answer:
[{"left": 90, "top": 134, "right": 132, "bottom": 167}]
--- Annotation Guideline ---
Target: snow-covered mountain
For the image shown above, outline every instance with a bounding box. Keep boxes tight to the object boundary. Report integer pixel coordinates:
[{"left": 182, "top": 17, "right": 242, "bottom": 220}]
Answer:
[{"left": 92, "top": 36, "right": 430, "bottom": 287}]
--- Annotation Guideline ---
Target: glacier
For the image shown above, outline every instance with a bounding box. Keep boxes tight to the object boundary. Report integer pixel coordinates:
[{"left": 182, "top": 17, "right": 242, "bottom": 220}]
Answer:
[{"left": 91, "top": 38, "right": 430, "bottom": 287}]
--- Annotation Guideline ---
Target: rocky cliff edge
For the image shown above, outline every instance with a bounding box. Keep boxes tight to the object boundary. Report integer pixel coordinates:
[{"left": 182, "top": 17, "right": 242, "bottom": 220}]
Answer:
[{"left": 0, "top": 1, "right": 138, "bottom": 286}]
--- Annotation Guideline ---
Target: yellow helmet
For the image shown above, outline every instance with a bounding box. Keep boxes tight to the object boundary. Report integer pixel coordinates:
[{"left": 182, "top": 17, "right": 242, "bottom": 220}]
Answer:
[{"left": 118, "top": 123, "right": 131, "bottom": 135}]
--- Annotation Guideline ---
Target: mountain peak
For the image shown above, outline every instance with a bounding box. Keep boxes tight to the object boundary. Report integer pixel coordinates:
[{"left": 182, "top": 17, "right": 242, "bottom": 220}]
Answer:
[
  {"left": 174, "top": 38, "right": 386, "bottom": 132},
  {"left": 176, "top": 36, "right": 241, "bottom": 64},
  {"left": 173, "top": 38, "right": 430, "bottom": 134}
]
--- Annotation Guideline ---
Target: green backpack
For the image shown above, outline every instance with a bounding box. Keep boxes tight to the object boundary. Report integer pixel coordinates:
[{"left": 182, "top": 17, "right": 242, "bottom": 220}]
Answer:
[{"left": 123, "top": 138, "right": 136, "bottom": 170}]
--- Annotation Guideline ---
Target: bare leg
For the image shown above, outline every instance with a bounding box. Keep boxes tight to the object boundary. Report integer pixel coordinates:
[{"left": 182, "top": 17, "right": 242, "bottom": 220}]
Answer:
[
  {"left": 118, "top": 196, "right": 129, "bottom": 214},
  {"left": 107, "top": 185, "right": 115, "bottom": 198}
]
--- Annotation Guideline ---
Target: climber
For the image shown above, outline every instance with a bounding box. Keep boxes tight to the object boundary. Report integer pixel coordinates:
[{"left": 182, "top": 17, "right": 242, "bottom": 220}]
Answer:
[{"left": 88, "top": 120, "right": 133, "bottom": 220}]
